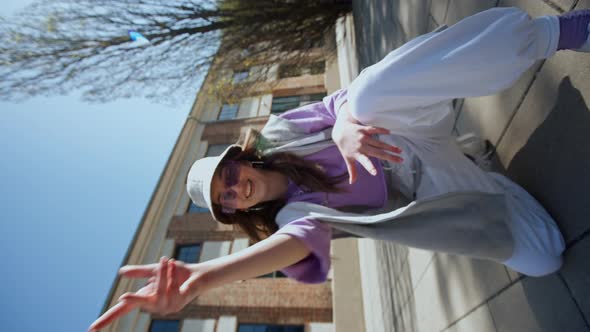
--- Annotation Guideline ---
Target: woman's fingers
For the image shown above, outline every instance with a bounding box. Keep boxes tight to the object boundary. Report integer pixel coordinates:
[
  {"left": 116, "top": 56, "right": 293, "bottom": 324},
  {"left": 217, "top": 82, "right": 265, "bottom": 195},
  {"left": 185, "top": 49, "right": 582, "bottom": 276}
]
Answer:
[
  {"left": 179, "top": 274, "right": 200, "bottom": 297},
  {"left": 169, "top": 260, "right": 181, "bottom": 291},
  {"left": 167, "top": 259, "right": 176, "bottom": 297},
  {"left": 88, "top": 301, "right": 137, "bottom": 332},
  {"left": 361, "top": 145, "right": 403, "bottom": 164},
  {"left": 343, "top": 156, "right": 358, "bottom": 184},
  {"left": 119, "top": 263, "right": 158, "bottom": 278},
  {"left": 362, "top": 126, "right": 391, "bottom": 136},
  {"left": 118, "top": 292, "right": 150, "bottom": 304},
  {"left": 355, "top": 153, "right": 377, "bottom": 177},
  {"left": 156, "top": 258, "right": 168, "bottom": 294},
  {"left": 363, "top": 135, "right": 403, "bottom": 155}
]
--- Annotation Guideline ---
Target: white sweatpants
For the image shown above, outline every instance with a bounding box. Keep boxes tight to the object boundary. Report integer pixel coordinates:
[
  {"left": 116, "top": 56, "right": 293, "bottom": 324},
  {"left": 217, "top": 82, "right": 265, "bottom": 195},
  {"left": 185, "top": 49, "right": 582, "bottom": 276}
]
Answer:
[{"left": 348, "top": 7, "right": 565, "bottom": 276}]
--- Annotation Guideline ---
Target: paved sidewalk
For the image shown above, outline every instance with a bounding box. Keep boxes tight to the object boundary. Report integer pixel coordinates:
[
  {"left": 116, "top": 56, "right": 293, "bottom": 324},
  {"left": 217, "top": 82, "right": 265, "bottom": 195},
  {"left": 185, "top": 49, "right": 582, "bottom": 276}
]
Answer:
[{"left": 347, "top": 0, "right": 590, "bottom": 331}]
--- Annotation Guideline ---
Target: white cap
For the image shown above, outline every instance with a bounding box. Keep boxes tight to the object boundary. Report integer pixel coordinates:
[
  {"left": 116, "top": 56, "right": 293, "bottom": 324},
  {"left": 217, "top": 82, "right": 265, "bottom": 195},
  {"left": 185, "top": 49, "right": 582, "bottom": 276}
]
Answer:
[{"left": 186, "top": 145, "right": 242, "bottom": 221}]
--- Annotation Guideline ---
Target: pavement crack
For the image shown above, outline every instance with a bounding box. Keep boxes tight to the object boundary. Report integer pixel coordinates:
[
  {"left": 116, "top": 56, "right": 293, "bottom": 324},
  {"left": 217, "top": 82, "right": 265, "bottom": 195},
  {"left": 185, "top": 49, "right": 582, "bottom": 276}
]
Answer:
[{"left": 557, "top": 272, "right": 590, "bottom": 329}]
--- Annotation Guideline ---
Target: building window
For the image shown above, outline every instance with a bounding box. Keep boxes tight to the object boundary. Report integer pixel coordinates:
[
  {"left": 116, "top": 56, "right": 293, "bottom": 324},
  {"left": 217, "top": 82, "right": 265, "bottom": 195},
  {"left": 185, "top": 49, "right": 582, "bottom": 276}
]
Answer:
[
  {"left": 277, "top": 64, "right": 300, "bottom": 79},
  {"left": 233, "top": 70, "right": 249, "bottom": 83},
  {"left": 308, "top": 61, "right": 326, "bottom": 75},
  {"left": 149, "top": 320, "right": 180, "bottom": 332},
  {"left": 270, "top": 96, "right": 301, "bottom": 114},
  {"left": 257, "top": 270, "right": 287, "bottom": 278},
  {"left": 218, "top": 104, "right": 239, "bottom": 120},
  {"left": 187, "top": 203, "right": 208, "bottom": 213},
  {"left": 271, "top": 93, "right": 327, "bottom": 114},
  {"left": 278, "top": 61, "right": 325, "bottom": 79},
  {"left": 238, "top": 324, "right": 304, "bottom": 332},
  {"left": 206, "top": 144, "right": 231, "bottom": 157},
  {"left": 174, "top": 244, "right": 201, "bottom": 263}
]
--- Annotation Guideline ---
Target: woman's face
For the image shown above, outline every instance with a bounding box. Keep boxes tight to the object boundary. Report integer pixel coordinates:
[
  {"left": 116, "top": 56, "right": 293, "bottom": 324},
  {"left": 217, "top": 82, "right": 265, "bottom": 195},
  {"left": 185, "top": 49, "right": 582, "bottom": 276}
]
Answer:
[{"left": 210, "top": 161, "right": 275, "bottom": 211}]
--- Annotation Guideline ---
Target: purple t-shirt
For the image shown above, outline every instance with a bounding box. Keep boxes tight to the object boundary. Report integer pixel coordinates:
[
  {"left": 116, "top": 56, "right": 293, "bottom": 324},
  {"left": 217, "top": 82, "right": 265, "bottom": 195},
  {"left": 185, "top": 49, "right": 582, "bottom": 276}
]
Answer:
[{"left": 269, "top": 89, "right": 388, "bottom": 283}]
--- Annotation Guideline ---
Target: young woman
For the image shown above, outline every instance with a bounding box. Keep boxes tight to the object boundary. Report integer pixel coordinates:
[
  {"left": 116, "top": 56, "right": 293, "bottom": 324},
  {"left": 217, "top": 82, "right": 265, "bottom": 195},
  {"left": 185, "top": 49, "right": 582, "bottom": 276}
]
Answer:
[{"left": 89, "top": 7, "right": 590, "bottom": 331}]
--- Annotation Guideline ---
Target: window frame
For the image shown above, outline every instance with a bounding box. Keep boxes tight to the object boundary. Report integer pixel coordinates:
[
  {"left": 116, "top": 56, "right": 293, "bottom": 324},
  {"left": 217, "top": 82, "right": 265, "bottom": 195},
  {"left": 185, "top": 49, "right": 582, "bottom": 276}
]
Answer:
[
  {"left": 148, "top": 319, "right": 181, "bottom": 332},
  {"left": 173, "top": 243, "right": 202, "bottom": 264},
  {"left": 218, "top": 103, "right": 239, "bottom": 120},
  {"left": 186, "top": 202, "right": 209, "bottom": 214},
  {"left": 232, "top": 69, "right": 250, "bottom": 83},
  {"left": 270, "top": 93, "right": 327, "bottom": 114},
  {"left": 237, "top": 323, "right": 304, "bottom": 332}
]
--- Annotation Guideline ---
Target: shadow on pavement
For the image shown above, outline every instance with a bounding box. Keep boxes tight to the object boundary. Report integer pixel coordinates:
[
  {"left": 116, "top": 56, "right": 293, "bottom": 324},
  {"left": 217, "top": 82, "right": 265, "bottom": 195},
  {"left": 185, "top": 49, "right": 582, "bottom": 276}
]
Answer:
[
  {"left": 499, "top": 77, "right": 590, "bottom": 330},
  {"left": 506, "top": 77, "right": 590, "bottom": 245}
]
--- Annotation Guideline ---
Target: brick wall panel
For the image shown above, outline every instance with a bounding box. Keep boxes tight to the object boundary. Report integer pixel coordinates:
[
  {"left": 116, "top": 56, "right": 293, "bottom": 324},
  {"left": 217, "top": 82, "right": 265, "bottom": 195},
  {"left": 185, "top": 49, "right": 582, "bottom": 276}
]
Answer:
[{"left": 169, "top": 279, "right": 333, "bottom": 323}]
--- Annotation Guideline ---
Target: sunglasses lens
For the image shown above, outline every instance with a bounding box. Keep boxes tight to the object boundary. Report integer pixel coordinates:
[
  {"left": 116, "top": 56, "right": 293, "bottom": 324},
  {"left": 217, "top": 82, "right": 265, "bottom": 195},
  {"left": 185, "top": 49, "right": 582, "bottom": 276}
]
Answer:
[
  {"left": 222, "top": 189, "right": 236, "bottom": 202},
  {"left": 219, "top": 162, "right": 241, "bottom": 214},
  {"left": 220, "top": 189, "right": 237, "bottom": 214},
  {"left": 223, "top": 162, "right": 240, "bottom": 187}
]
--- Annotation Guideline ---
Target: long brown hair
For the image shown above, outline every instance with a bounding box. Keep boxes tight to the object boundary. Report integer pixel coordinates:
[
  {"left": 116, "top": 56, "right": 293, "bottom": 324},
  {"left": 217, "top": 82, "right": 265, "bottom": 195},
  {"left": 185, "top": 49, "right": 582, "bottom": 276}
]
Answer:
[{"left": 213, "top": 128, "right": 347, "bottom": 242}]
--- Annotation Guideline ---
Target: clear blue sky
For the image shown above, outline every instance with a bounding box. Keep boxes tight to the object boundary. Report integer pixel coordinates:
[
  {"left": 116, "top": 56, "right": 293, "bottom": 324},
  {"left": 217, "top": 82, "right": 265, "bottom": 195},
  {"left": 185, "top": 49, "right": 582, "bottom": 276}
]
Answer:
[{"left": 0, "top": 2, "right": 191, "bottom": 332}]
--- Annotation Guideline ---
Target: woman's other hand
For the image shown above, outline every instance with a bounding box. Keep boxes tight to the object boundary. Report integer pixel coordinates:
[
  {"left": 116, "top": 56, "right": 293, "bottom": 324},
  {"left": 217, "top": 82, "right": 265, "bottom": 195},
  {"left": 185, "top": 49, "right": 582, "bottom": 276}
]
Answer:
[
  {"left": 332, "top": 102, "right": 403, "bottom": 184},
  {"left": 88, "top": 258, "right": 205, "bottom": 332}
]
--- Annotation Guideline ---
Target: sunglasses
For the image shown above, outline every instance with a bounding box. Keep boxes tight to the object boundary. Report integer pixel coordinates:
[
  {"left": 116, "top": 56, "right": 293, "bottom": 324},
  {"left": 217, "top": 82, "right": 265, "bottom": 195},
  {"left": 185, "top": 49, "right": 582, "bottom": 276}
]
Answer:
[{"left": 219, "top": 161, "right": 241, "bottom": 214}]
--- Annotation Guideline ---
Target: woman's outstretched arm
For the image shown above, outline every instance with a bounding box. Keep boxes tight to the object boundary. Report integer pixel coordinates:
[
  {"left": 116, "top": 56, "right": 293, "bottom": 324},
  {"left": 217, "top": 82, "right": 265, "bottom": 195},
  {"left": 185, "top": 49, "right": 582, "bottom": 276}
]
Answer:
[
  {"left": 88, "top": 234, "right": 309, "bottom": 332},
  {"left": 196, "top": 234, "right": 310, "bottom": 290}
]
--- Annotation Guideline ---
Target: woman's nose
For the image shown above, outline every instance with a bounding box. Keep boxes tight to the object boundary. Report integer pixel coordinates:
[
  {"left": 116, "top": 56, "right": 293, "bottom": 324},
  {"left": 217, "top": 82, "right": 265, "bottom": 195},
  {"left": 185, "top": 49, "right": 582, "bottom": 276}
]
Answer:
[{"left": 230, "top": 179, "right": 247, "bottom": 199}]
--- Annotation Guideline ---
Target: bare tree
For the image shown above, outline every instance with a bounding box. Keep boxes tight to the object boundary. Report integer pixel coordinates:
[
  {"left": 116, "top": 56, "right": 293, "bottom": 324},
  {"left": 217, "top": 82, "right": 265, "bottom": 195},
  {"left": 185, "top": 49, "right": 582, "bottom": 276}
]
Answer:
[{"left": 0, "top": 0, "right": 350, "bottom": 104}]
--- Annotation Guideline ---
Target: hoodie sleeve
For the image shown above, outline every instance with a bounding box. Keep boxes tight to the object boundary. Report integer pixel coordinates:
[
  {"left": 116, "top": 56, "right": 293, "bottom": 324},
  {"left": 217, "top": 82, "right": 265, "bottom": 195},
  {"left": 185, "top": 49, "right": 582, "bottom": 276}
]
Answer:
[
  {"left": 278, "top": 89, "right": 348, "bottom": 134},
  {"left": 272, "top": 218, "right": 332, "bottom": 284}
]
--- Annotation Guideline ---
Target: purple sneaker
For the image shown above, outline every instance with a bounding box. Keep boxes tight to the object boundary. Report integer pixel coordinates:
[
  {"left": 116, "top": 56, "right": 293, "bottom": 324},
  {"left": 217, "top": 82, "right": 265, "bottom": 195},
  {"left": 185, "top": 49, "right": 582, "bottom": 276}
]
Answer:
[{"left": 558, "top": 9, "right": 590, "bottom": 52}]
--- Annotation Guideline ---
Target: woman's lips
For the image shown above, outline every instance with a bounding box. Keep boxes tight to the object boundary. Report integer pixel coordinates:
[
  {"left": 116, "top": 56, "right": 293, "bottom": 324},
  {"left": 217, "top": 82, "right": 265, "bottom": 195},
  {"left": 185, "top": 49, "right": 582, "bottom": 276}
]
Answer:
[{"left": 246, "top": 179, "right": 253, "bottom": 198}]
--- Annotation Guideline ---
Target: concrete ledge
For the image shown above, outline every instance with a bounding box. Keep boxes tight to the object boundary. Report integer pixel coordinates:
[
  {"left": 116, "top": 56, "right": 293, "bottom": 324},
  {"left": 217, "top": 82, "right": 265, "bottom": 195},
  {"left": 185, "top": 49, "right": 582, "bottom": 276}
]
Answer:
[{"left": 331, "top": 239, "right": 365, "bottom": 332}]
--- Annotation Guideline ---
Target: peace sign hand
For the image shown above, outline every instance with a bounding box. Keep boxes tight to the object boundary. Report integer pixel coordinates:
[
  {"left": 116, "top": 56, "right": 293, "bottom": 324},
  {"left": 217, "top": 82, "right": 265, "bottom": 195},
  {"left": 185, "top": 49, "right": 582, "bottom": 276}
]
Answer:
[
  {"left": 332, "top": 102, "right": 403, "bottom": 184},
  {"left": 88, "top": 258, "right": 198, "bottom": 332}
]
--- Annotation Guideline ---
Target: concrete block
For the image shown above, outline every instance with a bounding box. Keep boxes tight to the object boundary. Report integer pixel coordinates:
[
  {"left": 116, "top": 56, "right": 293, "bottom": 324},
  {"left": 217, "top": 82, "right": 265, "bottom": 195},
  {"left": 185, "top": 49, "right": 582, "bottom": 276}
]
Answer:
[
  {"left": 553, "top": 0, "right": 577, "bottom": 11},
  {"left": 500, "top": 0, "right": 559, "bottom": 17},
  {"left": 395, "top": 296, "right": 419, "bottom": 332},
  {"left": 336, "top": 14, "right": 359, "bottom": 87},
  {"left": 134, "top": 313, "right": 150, "bottom": 332},
  {"left": 428, "top": 13, "right": 440, "bottom": 32},
  {"left": 216, "top": 316, "right": 237, "bottom": 332},
  {"left": 406, "top": 248, "right": 435, "bottom": 289},
  {"left": 444, "top": 0, "right": 497, "bottom": 26},
  {"left": 352, "top": 0, "right": 406, "bottom": 69},
  {"left": 504, "top": 266, "right": 522, "bottom": 282},
  {"left": 575, "top": 0, "right": 590, "bottom": 11},
  {"left": 332, "top": 238, "right": 365, "bottom": 332},
  {"left": 397, "top": 0, "right": 431, "bottom": 39},
  {"left": 392, "top": 259, "right": 416, "bottom": 317},
  {"left": 430, "top": 0, "right": 450, "bottom": 25},
  {"left": 455, "top": 63, "right": 542, "bottom": 145},
  {"left": 488, "top": 275, "right": 587, "bottom": 331},
  {"left": 308, "top": 322, "right": 335, "bottom": 332},
  {"left": 495, "top": 50, "right": 590, "bottom": 242},
  {"left": 357, "top": 239, "right": 395, "bottom": 332},
  {"left": 182, "top": 319, "right": 215, "bottom": 332},
  {"left": 381, "top": 242, "right": 410, "bottom": 279},
  {"left": 410, "top": 254, "right": 511, "bottom": 331},
  {"left": 559, "top": 236, "right": 590, "bottom": 324},
  {"left": 443, "top": 304, "right": 496, "bottom": 332}
]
